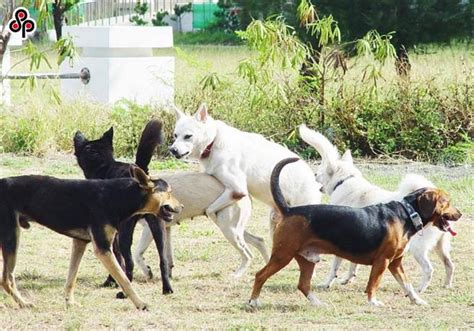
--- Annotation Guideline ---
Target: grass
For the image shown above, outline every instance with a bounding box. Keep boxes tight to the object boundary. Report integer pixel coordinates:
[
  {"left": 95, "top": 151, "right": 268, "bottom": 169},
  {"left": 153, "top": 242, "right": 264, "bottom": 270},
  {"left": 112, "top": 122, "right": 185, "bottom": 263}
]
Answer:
[{"left": 0, "top": 155, "right": 472, "bottom": 329}]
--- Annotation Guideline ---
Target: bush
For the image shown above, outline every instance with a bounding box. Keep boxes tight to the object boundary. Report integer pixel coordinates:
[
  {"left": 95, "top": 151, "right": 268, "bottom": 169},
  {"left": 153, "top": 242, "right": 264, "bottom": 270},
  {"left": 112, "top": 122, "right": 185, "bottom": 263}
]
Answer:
[{"left": 174, "top": 31, "right": 242, "bottom": 45}]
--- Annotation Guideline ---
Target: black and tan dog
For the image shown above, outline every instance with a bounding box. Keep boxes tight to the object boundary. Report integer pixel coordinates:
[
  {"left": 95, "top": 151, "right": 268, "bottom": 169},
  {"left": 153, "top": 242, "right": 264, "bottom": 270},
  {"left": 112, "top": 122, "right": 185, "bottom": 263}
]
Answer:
[
  {"left": 0, "top": 167, "right": 181, "bottom": 309},
  {"left": 73, "top": 121, "right": 176, "bottom": 295},
  {"left": 248, "top": 158, "right": 462, "bottom": 307}
]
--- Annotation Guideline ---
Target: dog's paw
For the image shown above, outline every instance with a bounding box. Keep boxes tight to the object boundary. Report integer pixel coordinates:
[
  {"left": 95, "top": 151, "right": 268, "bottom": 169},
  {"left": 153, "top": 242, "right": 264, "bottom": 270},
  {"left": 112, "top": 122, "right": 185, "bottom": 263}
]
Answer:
[
  {"left": 368, "top": 298, "right": 384, "bottom": 307},
  {"left": 247, "top": 298, "right": 260, "bottom": 309},
  {"left": 339, "top": 276, "right": 355, "bottom": 285},
  {"left": 162, "top": 287, "right": 174, "bottom": 295},
  {"left": 65, "top": 300, "right": 82, "bottom": 309},
  {"left": 413, "top": 297, "right": 428, "bottom": 306},
  {"left": 136, "top": 302, "right": 148, "bottom": 311},
  {"left": 102, "top": 277, "right": 118, "bottom": 288},
  {"left": 307, "top": 292, "right": 326, "bottom": 306},
  {"left": 317, "top": 282, "right": 332, "bottom": 290},
  {"left": 116, "top": 291, "right": 127, "bottom": 299},
  {"left": 443, "top": 283, "right": 453, "bottom": 289},
  {"left": 19, "top": 301, "right": 35, "bottom": 309}
]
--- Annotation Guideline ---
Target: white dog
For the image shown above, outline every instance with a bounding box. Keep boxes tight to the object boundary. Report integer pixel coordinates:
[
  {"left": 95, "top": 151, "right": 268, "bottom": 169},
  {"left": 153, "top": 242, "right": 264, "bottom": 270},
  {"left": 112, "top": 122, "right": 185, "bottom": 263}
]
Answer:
[
  {"left": 134, "top": 172, "right": 269, "bottom": 278},
  {"left": 299, "top": 125, "right": 457, "bottom": 292},
  {"left": 169, "top": 104, "right": 321, "bottom": 232}
]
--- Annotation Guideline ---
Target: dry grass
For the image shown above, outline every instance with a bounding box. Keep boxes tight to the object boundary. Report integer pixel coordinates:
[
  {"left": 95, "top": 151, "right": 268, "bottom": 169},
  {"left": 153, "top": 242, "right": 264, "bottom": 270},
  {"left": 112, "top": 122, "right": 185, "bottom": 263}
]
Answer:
[{"left": 0, "top": 154, "right": 472, "bottom": 329}]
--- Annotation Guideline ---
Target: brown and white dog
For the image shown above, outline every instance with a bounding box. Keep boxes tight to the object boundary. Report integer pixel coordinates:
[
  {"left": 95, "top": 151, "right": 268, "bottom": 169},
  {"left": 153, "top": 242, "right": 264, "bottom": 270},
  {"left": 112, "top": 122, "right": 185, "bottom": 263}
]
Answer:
[{"left": 248, "top": 158, "right": 462, "bottom": 307}]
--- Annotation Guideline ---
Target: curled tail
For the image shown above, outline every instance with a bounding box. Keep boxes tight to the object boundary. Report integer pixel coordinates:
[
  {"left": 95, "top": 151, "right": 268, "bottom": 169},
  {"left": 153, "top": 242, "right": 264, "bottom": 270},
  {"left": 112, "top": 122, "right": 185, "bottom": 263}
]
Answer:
[
  {"left": 135, "top": 120, "right": 163, "bottom": 174},
  {"left": 299, "top": 124, "right": 339, "bottom": 163},
  {"left": 397, "top": 173, "right": 435, "bottom": 196},
  {"left": 271, "top": 158, "right": 300, "bottom": 215}
]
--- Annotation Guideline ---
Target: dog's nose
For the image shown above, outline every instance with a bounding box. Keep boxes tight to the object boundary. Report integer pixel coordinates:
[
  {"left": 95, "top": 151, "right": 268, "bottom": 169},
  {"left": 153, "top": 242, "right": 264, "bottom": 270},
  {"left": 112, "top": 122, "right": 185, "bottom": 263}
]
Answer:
[{"left": 169, "top": 146, "right": 178, "bottom": 156}]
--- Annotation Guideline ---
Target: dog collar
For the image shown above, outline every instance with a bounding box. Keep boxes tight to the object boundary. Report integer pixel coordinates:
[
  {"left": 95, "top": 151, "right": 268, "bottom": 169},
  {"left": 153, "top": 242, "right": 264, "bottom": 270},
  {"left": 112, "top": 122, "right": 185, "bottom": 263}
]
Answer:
[
  {"left": 200, "top": 140, "right": 215, "bottom": 159},
  {"left": 332, "top": 175, "right": 355, "bottom": 193},
  {"left": 400, "top": 199, "right": 423, "bottom": 232}
]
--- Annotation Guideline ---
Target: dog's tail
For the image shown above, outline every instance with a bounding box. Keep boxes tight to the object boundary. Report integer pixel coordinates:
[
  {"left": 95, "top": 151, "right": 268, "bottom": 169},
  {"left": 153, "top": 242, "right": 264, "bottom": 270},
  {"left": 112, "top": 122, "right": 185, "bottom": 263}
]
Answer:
[
  {"left": 299, "top": 124, "right": 339, "bottom": 163},
  {"left": 397, "top": 173, "right": 436, "bottom": 196},
  {"left": 135, "top": 120, "right": 163, "bottom": 174},
  {"left": 271, "top": 158, "right": 300, "bottom": 215}
]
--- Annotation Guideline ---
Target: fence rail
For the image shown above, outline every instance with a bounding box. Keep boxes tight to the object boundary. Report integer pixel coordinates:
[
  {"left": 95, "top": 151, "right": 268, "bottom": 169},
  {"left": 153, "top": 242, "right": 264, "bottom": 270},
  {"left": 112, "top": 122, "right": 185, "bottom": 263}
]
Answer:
[
  {"left": 68, "top": 0, "right": 181, "bottom": 26},
  {"left": 1, "top": 0, "right": 184, "bottom": 27}
]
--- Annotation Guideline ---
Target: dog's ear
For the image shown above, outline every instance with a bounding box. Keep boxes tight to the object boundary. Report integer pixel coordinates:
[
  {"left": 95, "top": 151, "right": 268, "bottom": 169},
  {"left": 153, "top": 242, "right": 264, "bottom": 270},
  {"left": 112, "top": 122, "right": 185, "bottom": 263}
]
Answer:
[
  {"left": 172, "top": 104, "right": 185, "bottom": 120},
  {"left": 131, "top": 166, "right": 154, "bottom": 191},
  {"left": 73, "top": 131, "right": 87, "bottom": 150},
  {"left": 101, "top": 127, "right": 114, "bottom": 145},
  {"left": 341, "top": 150, "right": 353, "bottom": 164},
  {"left": 417, "top": 189, "right": 439, "bottom": 219},
  {"left": 195, "top": 103, "right": 208, "bottom": 123}
]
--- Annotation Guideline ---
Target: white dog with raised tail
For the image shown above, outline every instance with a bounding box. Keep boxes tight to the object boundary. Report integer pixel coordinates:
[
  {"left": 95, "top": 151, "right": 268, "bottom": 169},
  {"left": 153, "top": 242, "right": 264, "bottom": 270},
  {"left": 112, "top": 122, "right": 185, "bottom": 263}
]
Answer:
[
  {"left": 299, "top": 124, "right": 457, "bottom": 293},
  {"left": 170, "top": 104, "right": 322, "bottom": 229}
]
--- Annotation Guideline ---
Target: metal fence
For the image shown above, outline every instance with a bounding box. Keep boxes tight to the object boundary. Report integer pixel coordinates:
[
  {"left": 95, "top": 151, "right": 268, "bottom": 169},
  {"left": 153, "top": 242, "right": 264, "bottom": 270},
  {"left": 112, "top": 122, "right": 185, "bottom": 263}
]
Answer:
[
  {"left": 66, "top": 0, "right": 182, "bottom": 26},
  {"left": 0, "top": 0, "right": 183, "bottom": 27}
]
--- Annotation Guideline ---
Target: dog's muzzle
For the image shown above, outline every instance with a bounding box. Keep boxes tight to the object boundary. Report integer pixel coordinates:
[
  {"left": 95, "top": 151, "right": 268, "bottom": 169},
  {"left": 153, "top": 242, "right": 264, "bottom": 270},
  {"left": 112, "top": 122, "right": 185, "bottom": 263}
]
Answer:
[
  {"left": 169, "top": 147, "right": 189, "bottom": 159},
  {"left": 159, "top": 204, "right": 182, "bottom": 222}
]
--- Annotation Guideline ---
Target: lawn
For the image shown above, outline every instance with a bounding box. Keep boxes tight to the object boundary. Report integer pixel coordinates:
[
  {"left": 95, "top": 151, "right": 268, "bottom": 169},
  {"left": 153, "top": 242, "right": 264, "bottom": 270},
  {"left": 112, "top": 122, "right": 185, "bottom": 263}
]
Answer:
[{"left": 0, "top": 154, "right": 472, "bottom": 329}]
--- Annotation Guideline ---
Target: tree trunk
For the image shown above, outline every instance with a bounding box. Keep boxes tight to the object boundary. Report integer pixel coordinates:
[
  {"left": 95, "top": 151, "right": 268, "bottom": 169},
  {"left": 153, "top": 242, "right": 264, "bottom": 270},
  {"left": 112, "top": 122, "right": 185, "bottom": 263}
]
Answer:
[
  {"left": 0, "top": 30, "right": 11, "bottom": 106},
  {"left": 395, "top": 45, "right": 411, "bottom": 77},
  {"left": 52, "top": 2, "right": 64, "bottom": 41}
]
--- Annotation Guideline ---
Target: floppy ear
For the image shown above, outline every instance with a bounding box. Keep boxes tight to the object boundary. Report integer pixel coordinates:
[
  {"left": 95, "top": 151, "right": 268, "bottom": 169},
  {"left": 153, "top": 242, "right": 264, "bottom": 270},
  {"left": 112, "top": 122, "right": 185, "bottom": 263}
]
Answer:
[
  {"left": 73, "top": 131, "right": 87, "bottom": 149},
  {"left": 101, "top": 127, "right": 114, "bottom": 145},
  {"left": 417, "top": 190, "right": 439, "bottom": 219},
  {"left": 131, "top": 166, "right": 154, "bottom": 191},
  {"left": 341, "top": 150, "right": 353, "bottom": 164},
  {"left": 172, "top": 104, "right": 185, "bottom": 120},
  {"left": 194, "top": 103, "right": 208, "bottom": 122}
]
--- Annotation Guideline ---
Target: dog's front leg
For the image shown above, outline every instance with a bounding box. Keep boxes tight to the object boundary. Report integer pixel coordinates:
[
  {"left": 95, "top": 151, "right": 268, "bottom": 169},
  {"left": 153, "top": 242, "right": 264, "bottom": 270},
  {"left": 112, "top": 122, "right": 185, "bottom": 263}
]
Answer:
[
  {"left": 388, "top": 257, "right": 427, "bottom": 305},
  {"left": 90, "top": 225, "right": 148, "bottom": 310},
  {"left": 366, "top": 258, "right": 389, "bottom": 306},
  {"left": 145, "top": 215, "right": 173, "bottom": 294},
  {"left": 206, "top": 169, "right": 248, "bottom": 220},
  {"left": 64, "top": 239, "right": 88, "bottom": 308}
]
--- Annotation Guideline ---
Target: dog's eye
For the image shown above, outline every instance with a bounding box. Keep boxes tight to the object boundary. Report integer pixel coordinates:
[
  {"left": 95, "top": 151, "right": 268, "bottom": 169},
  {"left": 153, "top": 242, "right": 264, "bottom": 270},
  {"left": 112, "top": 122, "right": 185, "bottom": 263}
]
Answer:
[
  {"left": 184, "top": 134, "right": 193, "bottom": 140},
  {"left": 173, "top": 133, "right": 177, "bottom": 139}
]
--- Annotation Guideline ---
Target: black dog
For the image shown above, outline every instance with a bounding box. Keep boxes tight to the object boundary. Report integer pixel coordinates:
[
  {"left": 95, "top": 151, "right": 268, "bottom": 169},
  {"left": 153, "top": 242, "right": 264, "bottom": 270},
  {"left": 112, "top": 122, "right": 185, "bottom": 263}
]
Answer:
[
  {"left": 73, "top": 121, "right": 175, "bottom": 295},
  {"left": 0, "top": 167, "right": 181, "bottom": 309}
]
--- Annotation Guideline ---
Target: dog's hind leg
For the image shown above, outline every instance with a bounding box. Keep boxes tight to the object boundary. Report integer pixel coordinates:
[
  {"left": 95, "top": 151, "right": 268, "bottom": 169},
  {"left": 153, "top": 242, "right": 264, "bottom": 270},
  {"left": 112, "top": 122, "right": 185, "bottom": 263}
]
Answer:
[
  {"left": 1, "top": 222, "right": 33, "bottom": 308},
  {"left": 434, "top": 234, "right": 454, "bottom": 288},
  {"left": 244, "top": 231, "right": 269, "bottom": 263},
  {"left": 412, "top": 249, "right": 433, "bottom": 293},
  {"left": 144, "top": 215, "right": 173, "bottom": 294},
  {"left": 319, "top": 256, "right": 343, "bottom": 289},
  {"left": 64, "top": 238, "right": 87, "bottom": 307},
  {"left": 340, "top": 262, "right": 359, "bottom": 285},
  {"left": 165, "top": 226, "right": 174, "bottom": 278},
  {"left": 91, "top": 225, "right": 148, "bottom": 310},
  {"left": 295, "top": 255, "right": 323, "bottom": 306},
  {"left": 248, "top": 252, "right": 293, "bottom": 307},
  {"left": 133, "top": 221, "right": 154, "bottom": 280},
  {"left": 214, "top": 199, "right": 254, "bottom": 278}
]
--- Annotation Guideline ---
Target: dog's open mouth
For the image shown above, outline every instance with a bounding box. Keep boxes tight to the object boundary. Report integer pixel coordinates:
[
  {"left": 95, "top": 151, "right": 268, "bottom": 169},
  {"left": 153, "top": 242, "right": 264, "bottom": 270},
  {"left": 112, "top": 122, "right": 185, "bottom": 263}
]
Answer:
[
  {"left": 440, "top": 216, "right": 457, "bottom": 236},
  {"left": 159, "top": 205, "right": 178, "bottom": 222},
  {"left": 175, "top": 151, "right": 189, "bottom": 159}
]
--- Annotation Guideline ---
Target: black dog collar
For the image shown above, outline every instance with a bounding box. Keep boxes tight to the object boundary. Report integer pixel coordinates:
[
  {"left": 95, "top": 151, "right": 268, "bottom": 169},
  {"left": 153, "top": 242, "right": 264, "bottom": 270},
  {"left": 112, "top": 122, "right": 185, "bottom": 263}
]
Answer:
[
  {"left": 332, "top": 175, "right": 355, "bottom": 193},
  {"left": 400, "top": 199, "right": 423, "bottom": 232}
]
